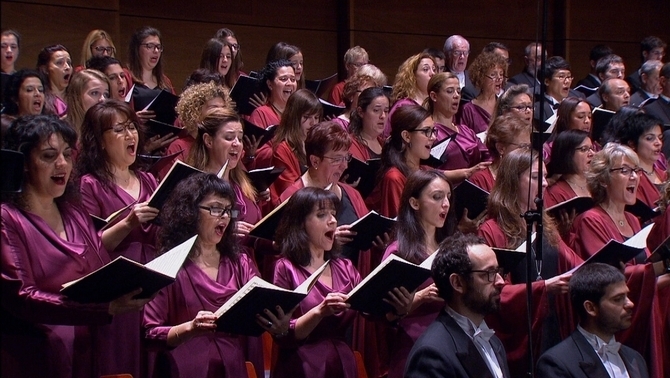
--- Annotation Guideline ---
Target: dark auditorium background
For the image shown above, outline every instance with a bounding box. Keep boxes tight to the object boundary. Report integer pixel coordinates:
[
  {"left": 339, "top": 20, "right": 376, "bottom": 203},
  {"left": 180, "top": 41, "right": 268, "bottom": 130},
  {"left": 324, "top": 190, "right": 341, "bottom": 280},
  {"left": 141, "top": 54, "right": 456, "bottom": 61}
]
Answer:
[{"left": 2, "top": 0, "right": 669, "bottom": 93}]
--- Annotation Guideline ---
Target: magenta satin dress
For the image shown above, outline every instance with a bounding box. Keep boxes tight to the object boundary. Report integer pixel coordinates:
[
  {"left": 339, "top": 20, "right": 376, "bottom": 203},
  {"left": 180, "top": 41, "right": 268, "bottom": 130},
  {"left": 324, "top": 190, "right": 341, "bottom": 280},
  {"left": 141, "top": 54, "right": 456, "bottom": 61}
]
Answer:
[
  {"left": 80, "top": 171, "right": 160, "bottom": 377},
  {"left": 143, "top": 253, "right": 261, "bottom": 378},
  {"left": 1, "top": 203, "right": 112, "bottom": 378},
  {"left": 272, "top": 257, "right": 361, "bottom": 378},
  {"left": 433, "top": 121, "right": 489, "bottom": 171},
  {"left": 458, "top": 101, "right": 491, "bottom": 134}
]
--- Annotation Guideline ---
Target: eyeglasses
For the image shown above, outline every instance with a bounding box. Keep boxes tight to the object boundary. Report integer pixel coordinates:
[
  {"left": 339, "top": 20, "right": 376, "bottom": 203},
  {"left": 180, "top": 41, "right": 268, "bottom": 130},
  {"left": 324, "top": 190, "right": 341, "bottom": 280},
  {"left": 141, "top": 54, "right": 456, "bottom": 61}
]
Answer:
[
  {"left": 93, "top": 46, "right": 115, "bottom": 54},
  {"left": 553, "top": 74, "right": 574, "bottom": 82},
  {"left": 485, "top": 74, "right": 506, "bottom": 81},
  {"left": 468, "top": 267, "right": 503, "bottom": 282},
  {"left": 575, "top": 145, "right": 594, "bottom": 153},
  {"left": 199, "top": 206, "right": 239, "bottom": 218},
  {"left": 229, "top": 43, "right": 240, "bottom": 51},
  {"left": 140, "top": 43, "right": 163, "bottom": 52},
  {"left": 105, "top": 121, "right": 138, "bottom": 134},
  {"left": 610, "top": 166, "right": 643, "bottom": 177},
  {"left": 510, "top": 105, "right": 532, "bottom": 112},
  {"left": 322, "top": 153, "right": 352, "bottom": 165},
  {"left": 411, "top": 127, "right": 438, "bottom": 138},
  {"left": 451, "top": 50, "right": 469, "bottom": 58}
]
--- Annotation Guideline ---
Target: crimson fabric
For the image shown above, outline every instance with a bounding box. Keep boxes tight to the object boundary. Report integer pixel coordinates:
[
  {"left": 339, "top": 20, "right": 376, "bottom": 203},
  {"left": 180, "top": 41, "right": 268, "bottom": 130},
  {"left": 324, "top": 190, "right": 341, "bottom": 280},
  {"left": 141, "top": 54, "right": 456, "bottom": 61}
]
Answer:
[
  {"left": 457, "top": 102, "right": 491, "bottom": 134},
  {"left": 158, "top": 134, "right": 195, "bottom": 180},
  {"left": 469, "top": 167, "right": 496, "bottom": 192},
  {"left": 544, "top": 179, "right": 578, "bottom": 208},
  {"left": 269, "top": 141, "right": 302, "bottom": 207},
  {"left": 248, "top": 104, "right": 280, "bottom": 130},
  {"left": 365, "top": 167, "right": 406, "bottom": 219},
  {"left": 329, "top": 81, "right": 346, "bottom": 106}
]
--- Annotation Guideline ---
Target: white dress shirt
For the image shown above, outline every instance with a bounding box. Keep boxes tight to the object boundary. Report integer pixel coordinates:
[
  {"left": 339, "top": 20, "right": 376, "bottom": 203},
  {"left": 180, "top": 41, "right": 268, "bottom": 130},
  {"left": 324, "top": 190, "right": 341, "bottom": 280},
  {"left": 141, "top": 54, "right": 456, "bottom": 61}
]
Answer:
[
  {"left": 446, "top": 306, "right": 503, "bottom": 378},
  {"left": 455, "top": 71, "right": 466, "bottom": 89},
  {"left": 577, "top": 325, "right": 630, "bottom": 378}
]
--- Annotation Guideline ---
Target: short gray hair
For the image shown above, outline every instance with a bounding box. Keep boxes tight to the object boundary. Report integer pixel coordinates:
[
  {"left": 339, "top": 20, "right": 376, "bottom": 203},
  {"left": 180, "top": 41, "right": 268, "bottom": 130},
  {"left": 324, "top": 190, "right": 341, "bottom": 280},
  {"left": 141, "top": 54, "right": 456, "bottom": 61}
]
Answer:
[{"left": 443, "top": 35, "right": 469, "bottom": 53}]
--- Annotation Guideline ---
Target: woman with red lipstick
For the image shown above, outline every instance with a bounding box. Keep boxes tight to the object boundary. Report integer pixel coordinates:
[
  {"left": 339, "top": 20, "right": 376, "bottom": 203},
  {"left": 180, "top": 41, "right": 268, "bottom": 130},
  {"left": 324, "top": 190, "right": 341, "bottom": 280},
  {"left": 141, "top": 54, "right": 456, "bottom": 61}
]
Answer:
[
  {"left": 127, "top": 26, "right": 173, "bottom": 94},
  {"left": 1, "top": 70, "right": 46, "bottom": 136},
  {"left": 469, "top": 113, "right": 532, "bottom": 192},
  {"left": 272, "top": 187, "right": 361, "bottom": 378},
  {"left": 570, "top": 143, "right": 669, "bottom": 378},
  {"left": 382, "top": 169, "right": 456, "bottom": 378},
  {"left": 425, "top": 72, "right": 490, "bottom": 179},
  {"left": 37, "top": 44, "right": 72, "bottom": 116},
  {"left": 144, "top": 173, "right": 289, "bottom": 378},
  {"left": 198, "top": 38, "right": 239, "bottom": 89},
  {"left": 366, "top": 104, "right": 436, "bottom": 219},
  {"left": 76, "top": 100, "right": 159, "bottom": 377},
  {"left": 248, "top": 59, "right": 297, "bottom": 129},
  {"left": 348, "top": 86, "right": 389, "bottom": 162},
  {"left": 1, "top": 29, "right": 20, "bottom": 74},
  {"left": 543, "top": 97, "right": 593, "bottom": 164},
  {"left": 478, "top": 146, "right": 580, "bottom": 377},
  {"left": 614, "top": 113, "right": 667, "bottom": 211},
  {"left": 266, "top": 42, "right": 305, "bottom": 89},
  {"left": 1, "top": 115, "right": 151, "bottom": 378},
  {"left": 383, "top": 52, "right": 436, "bottom": 139},
  {"left": 64, "top": 69, "right": 110, "bottom": 135},
  {"left": 267, "top": 89, "right": 322, "bottom": 205},
  {"left": 458, "top": 52, "right": 508, "bottom": 134}
]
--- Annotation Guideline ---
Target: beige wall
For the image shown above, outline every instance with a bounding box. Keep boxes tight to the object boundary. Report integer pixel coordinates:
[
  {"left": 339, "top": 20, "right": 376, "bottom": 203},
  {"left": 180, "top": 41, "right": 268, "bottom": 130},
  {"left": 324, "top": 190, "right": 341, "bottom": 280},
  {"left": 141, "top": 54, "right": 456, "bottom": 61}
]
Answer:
[{"left": 2, "top": 0, "right": 668, "bottom": 93}]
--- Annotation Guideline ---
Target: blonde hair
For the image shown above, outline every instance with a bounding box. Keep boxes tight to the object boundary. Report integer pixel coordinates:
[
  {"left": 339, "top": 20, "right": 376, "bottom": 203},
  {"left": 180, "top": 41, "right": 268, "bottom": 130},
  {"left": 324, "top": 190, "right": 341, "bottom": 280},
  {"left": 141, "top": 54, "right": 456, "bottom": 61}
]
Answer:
[
  {"left": 80, "top": 30, "right": 117, "bottom": 66},
  {"left": 64, "top": 69, "right": 110, "bottom": 133},
  {"left": 176, "top": 81, "right": 232, "bottom": 135},
  {"left": 587, "top": 143, "right": 640, "bottom": 204},
  {"left": 391, "top": 52, "right": 435, "bottom": 103}
]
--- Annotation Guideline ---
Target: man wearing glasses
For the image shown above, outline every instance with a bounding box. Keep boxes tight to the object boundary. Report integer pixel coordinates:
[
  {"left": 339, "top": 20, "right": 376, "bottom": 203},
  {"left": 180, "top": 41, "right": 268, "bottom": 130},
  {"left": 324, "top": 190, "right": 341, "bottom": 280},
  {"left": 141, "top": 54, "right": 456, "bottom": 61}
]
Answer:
[
  {"left": 586, "top": 55, "right": 627, "bottom": 108},
  {"left": 443, "top": 35, "right": 479, "bottom": 102},
  {"left": 626, "top": 36, "right": 666, "bottom": 95},
  {"left": 405, "top": 233, "right": 510, "bottom": 378},
  {"left": 534, "top": 56, "right": 573, "bottom": 130}
]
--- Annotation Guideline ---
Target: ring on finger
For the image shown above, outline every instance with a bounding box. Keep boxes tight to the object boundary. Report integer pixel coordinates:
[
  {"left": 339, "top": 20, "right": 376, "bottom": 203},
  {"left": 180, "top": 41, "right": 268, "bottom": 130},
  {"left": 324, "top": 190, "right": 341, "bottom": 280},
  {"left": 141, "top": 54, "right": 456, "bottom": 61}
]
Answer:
[{"left": 267, "top": 321, "right": 273, "bottom": 327}]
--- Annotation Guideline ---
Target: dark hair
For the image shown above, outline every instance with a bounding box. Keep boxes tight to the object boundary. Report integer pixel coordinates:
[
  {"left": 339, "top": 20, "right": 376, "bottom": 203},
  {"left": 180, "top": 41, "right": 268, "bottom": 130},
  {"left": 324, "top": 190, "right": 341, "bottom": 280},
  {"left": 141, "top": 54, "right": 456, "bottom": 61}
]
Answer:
[
  {"left": 589, "top": 44, "right": 614, "bottom": 63},
  {"left": 661, "top": 62, "right": 670, "bottom": 79},
  {"left": 198, "top": 38, "right": 239, "bottom": 89},
  {"left": 595, "top": 55, "right": 623, "bottom": 77},
  {"left": 127, "top": 26, "right": 169, "bottom": 90},
  {"left": 157, "top": 173, "right": 238, "bottom": 259},
  {"left": 482, "top": 42, "right": 509, "bottom": 54},
  {"left": 85, "top": 55, "right": 122, "bottom": 72},
  {"left": 76, "top": 100, "right": 145, "bottom": 189},
  {"left": 2, "top": 69, "right": 46, "bottom": 115},
  {"left": 542, "top": 56, "right": 571, "bottom": 80},
  {"left": 395, "top": 170, "right": 456, "bottom": 264},
  {"left": 432, "top": 233, "right": 486, "bottom": 301},
  {"left": 1, "top": 29, "right": 21, "bottom": 47},
  {"left": 213, "top": 28, "right": 245, "bottom": 72},
  {"left": 305, "top": 121, "right": 351, "bottom": 162},
  {"left": 640, "top": 36, "right": 667, "bottom": 62},
  {"left": 378, "top": 104, "right": 431, "bottom": 179},
  {"left": 183, "top": 68, "right": 225, "bottom": 90},
  {"left": 273, "top": 89, "right": 322, "bottom": 165},
  {"left": 348, "top": 86, "right": 389, "bottom": 137},
  {"left": 423, "top": 48, "right": 446, "bottom": 62},
  {"left": 36, "top": 44, "right": 70, "bottom": 115},
  {"left": 615, "top": 113, "right": 664, "bottom": 149},
  {"left": 600, "top": 106, "right": 644, "bottom": 145},
  {"left": 265, "top": 42, "right": 304, "bottom": 89},
  {"left": 569, "top": 262, "right": 626, "bottom": 320},
  {"left": 549, "top": 97, "right": 589, "bottom": 142},
  {"left": 258, "top": 59, "right": 294, "bottom": 96},
  {"left": 2, "top": 115, "right": 78, "bottom": 207},
  {"left": 547, "top": 130, "right": 590, "bottom": 176},
  {"left": 275, "top": 187, "right": 341, "bottom": 266}
]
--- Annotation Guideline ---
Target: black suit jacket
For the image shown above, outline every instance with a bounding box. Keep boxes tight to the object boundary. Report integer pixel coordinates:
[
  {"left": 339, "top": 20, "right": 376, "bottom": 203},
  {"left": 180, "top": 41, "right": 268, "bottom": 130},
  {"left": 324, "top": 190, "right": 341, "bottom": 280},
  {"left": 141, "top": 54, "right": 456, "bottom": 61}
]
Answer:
[
  {"left": 626, "top": 70, "right": 642, "bottom": 95},
  {"left": 458, "top": 71, "right": 479, "bottom": 102},
  {"left": 586, "top": 92, "right": 603, "bottom": 108},
  {"left": 643, "top": 96, "right": 670, "bottom": 125},
  {"left": 404, "top": 310, "right": 511, "bottom": 378},
  {"left": 630, "top": 91, "right": 651, "bottom": 107},
  {"left": 534, "top": 97, "right": 556, "bottom": 131},
  {"left": 536, "top": 330, "right": 649, "bottom": 378},
  {"left": 575, "top": 74, "right": 600, "bottom": 96}
]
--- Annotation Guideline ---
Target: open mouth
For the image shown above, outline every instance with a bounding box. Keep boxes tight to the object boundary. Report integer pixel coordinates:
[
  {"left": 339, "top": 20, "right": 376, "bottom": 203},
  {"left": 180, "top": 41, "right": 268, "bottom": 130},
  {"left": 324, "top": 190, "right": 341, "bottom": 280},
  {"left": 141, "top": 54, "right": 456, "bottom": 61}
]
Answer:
[
  {"left": 126, "top": 142, "right": 136, "bottom": 155},
  {"left": 283, "top": 89, "right": 293, "bottom": 96},
  {"left": 51, "top": 173, "right": 67, "bottom": 185},
  {"left": 63, "top": 74, "right": 71, "bottom": 82},
  {"left": 324, "top": 230, "right": 335, "bottom": 242},
  {"left": 439, "top": 211, "right": 447, "bottom": 220},
  {"left": 215, "top": 224, "right": 226, "bottom": 236},
  {"left": 626, "top": 185, "right": 635, "bottom": 194},
  {"left": 118, "top": 87, "right": 126, "bottom": 98},
  {"left": 228, "top": 150, "right": 239, "bottom": 160}
]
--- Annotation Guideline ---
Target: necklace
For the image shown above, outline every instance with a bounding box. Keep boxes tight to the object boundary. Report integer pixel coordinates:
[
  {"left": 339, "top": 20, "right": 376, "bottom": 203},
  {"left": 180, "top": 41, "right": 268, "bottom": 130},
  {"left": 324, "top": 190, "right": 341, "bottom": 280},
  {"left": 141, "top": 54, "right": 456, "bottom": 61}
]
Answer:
[
  {"left": 565, "top": 178, "right": 587, "bottom": 192},
  {"left": 269, "top": 102, "right": 283, "bottom": 116},
  {"left": 601, "top": 205, "right": 626, "bottom": 227}
]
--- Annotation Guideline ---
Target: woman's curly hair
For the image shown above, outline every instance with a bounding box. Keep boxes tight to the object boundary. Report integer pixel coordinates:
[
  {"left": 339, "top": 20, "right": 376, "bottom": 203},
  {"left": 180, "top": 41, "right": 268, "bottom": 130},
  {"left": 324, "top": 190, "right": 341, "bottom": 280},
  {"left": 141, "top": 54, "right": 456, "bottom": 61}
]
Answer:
[
  {"left": 176, "top": 81, "right": 232, "bottom": 136},
  {"left": 157, "top": 173, "right": 239, "bottom": 260},
  {"left": 468, "top": 52, "right": 509, "bottom": 90},
  {"left": 391, "top": 52, "right": 435, "bottom": 103}
]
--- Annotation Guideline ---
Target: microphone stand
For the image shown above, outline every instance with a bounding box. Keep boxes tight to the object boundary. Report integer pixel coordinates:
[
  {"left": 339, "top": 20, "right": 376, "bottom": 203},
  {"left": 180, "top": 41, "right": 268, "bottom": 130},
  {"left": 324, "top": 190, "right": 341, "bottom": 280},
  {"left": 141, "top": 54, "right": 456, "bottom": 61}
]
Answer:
[{"left": 522, "top": 0, "right": 548, "bottom": 376}]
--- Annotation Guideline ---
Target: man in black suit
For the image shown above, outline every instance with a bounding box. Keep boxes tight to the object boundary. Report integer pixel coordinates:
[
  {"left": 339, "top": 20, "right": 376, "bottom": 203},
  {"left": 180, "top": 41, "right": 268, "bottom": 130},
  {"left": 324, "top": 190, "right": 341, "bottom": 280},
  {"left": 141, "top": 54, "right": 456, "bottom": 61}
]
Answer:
[
  {"left": 626, "top": 36, "right": 666, "bottom": 95},
  {"left": 644, "top": 63, "right": 670, "bottom": 155},
  {"left": 536, "top": 263, "right": 649, "bottom": 378},
  {"left": 508, "top": 42, "right": 544, "bottom": 94},
  {"left": 444, "top": 35, "right": 479, "bottom": 101},
  {"left": 404, "top": 233, "right": 510, "bottom": 378},
  {"left": 629, "top": 60, "right": 662, "bottom": 106},
  {"left": 574, "top": 44, "right": 613, "bottom": 97},
  {"left": 586, "top": 54, "right": 626, "bottom": 108},
  {"left": 534, "top": 56, "right": 572, "bottom": 130}
]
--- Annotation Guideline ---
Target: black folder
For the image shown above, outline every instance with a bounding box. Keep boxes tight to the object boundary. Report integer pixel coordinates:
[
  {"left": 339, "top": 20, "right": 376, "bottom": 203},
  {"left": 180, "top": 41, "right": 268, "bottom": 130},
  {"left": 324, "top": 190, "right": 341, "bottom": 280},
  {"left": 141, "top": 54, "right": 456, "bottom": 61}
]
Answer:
[
  {"left": 249, "top": 198, "right": 290, "bottom": 240},
  {"left": 342, "top": 157, "right": 381, "bottom": 198},
  {"left": 453, "top": 180, "right": 490, "bottom": 221},
  {"left": 306, "top": 73, "right": 338, "bottom": 98},
  {"left": 247, "top": 166, "right": 285, "bottom": 193},
  {"left": 243, "top": 120, "right": 277, "bottom": 147},
  {"left": 146, "top": 119, "right": 188, "bottom": 139},
  {"left": 319, "top": 98, "right": 346, "bottom": 119},
  {"left": 1, "top": 149, "right": 24, "bottom": 193},
  {"left": 230, "top": 75, "right": 261, "bottom": 116},
  {"left": 591, "top": 107, "right": 615, "bottom": 145},
  {"left": 625, "top": 199, "right": 661, "bottom": 223},
  {"left": 570, "top": 223, "right": 653, "bottom": 272},
  {"left": 420, "top": 135, "right": 456, "bottom": 168},
  {"left": 138, "top": 150, "right": 184, "bottom": 176},
  {"left": 344, "top": 211, "right": 396, "bottom": 251},
  {"left": 546, "top": 196, "right": 595, "bottom": 219},
  {"left": 148, "top": 161, "right": 202, "bottom": 212},
  {"left": 492, "top": 248, "right": 527, "bottom": 275}
]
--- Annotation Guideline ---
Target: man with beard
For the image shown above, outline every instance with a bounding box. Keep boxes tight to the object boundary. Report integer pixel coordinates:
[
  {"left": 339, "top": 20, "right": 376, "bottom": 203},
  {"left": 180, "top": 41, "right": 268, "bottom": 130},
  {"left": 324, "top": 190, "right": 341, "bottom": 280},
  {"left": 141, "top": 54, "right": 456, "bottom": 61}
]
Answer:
[
  {"left": 536, "top": 263, "right": 649, "bottom": 378},
  {"left": 404, "top": 233, "right": 510, "bottom": 378}
]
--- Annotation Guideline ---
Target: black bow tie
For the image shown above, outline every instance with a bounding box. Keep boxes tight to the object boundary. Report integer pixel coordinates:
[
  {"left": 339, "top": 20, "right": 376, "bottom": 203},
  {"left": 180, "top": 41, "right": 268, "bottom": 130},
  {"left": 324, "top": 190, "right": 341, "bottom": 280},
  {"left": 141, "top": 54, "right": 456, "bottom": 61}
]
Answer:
[{"left": 551, "top": 102, "right": 560, "bottom": 110}]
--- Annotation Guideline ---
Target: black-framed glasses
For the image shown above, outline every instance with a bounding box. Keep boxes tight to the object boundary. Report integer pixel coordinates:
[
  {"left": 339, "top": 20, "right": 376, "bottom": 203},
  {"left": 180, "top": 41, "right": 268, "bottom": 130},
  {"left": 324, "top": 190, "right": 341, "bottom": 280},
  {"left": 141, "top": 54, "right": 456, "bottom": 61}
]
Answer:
[
  {"left": 468, "top": 267, "right": 503, "bottom": 282},
  {"left": 140, "top": 43, "right": 163, "bottom": 52},
  {"left": 105, "top": 121, "right": 138, "bottom": 134},
  {"left": 322, "top": 153, "right": 352, "bottom": 165},
  {"left": 609, "top": 166, "right": 643, "bottom": 177},
  {"left": 485, "top": 74, "right": 506, "bottom": 82},
  {"left": 575, "top": 145, "right": 594, "bottom": 153},
  {"left": 553, "top": 74, "right": 574, "bottom": 82},
  {"left": 199, "top": 206, "right": 238, "bottom": 218},
  {"left": 411, "top": 127, "right": 438, "bottom": 138},
  {"left": 93, "top": 46, "right": 115, "bottom": 54},
  {"left": 510, "top": 105, "right": 532, "bottom": 112}
]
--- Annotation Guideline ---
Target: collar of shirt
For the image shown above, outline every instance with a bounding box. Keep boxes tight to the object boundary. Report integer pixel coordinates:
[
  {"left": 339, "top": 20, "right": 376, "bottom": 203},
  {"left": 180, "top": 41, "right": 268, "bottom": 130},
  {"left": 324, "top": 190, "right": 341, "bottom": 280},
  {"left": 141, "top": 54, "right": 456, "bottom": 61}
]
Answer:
[
  {"left": 590, "top": 73, "right": 602, "bottom": 85},
  {"left": 445, "top": 306, "right": 495, "bottom": 341},
  {"left": 577, "top": 325, "right": 629, "bottom": 378},
  {"left": 455, "top": 71, "right": 466, "bottom": 88},
  {"left": 642, "top": 90, "right": 658, "bottom": 100},
  {"left": 660, "top": 94, "right": 670, "bottom": 103},
  {"left": 446, "top": 306, "right": 502, "bottom": 378}
]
